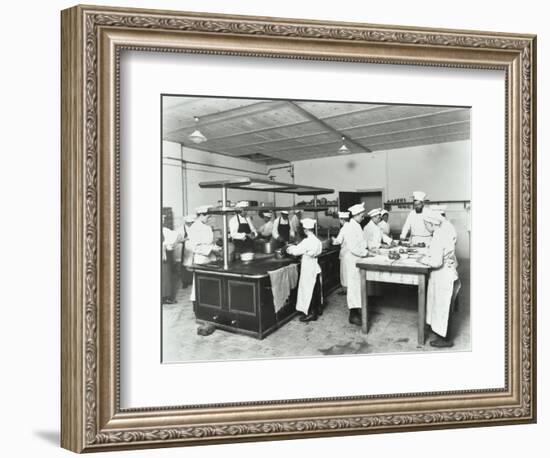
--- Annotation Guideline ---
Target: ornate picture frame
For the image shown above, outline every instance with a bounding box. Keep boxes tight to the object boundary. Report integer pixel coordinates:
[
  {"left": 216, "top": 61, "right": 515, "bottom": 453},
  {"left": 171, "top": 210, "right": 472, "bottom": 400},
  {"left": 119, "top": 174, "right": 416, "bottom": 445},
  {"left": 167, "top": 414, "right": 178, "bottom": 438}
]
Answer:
[{"left": 61, "top": 4, "right": 536, "bottom": 453}]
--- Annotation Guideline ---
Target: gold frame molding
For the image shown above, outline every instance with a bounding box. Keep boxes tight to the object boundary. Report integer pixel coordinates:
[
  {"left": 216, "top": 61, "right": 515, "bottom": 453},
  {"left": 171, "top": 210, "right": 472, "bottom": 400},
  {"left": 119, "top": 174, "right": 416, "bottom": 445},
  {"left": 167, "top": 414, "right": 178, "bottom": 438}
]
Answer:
[{"left": 61, "top": 4, "right": 537, "bottom": 453}]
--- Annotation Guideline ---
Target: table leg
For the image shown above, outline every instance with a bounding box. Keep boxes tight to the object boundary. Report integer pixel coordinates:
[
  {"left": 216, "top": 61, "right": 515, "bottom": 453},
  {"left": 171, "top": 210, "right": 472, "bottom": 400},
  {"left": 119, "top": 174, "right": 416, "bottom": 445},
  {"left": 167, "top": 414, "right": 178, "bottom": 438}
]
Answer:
[
  {"left": 417, "top": 274, "right": 426, "bottom": 344},
  {"left": 360, "top": 270, "right": 368, "bottom": 334}
]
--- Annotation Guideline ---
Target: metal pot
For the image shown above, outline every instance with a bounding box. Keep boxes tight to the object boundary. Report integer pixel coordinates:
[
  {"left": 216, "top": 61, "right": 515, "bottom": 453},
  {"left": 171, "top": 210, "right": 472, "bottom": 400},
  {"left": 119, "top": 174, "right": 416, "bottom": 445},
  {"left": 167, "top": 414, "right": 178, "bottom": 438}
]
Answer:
[{"left": 254, "top": 238, "right": 278, "bottom": 254}]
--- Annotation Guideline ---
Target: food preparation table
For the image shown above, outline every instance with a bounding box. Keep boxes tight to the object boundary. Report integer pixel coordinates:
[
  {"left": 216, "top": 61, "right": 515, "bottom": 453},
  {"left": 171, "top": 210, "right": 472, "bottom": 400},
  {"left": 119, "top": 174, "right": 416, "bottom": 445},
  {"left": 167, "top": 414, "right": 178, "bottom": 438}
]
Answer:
[{"left": 356, "top": 250, "right": 431, "bottom": 344}]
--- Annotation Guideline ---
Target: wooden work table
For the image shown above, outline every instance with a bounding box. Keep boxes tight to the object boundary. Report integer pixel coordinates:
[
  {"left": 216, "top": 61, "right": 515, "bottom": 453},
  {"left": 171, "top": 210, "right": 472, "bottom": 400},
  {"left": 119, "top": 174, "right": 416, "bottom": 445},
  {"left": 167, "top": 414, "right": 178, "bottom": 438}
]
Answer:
[{"left": 356, "top": 251, "right": 431, "bottom": 345}]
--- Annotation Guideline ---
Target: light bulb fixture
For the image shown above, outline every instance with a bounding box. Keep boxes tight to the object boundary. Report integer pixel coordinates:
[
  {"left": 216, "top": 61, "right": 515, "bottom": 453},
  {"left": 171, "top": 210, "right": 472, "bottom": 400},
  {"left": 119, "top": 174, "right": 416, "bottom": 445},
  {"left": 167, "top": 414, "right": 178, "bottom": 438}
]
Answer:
[
  {"left": 338, "top": 136, "right": 350, "bottom": 154},
  {"left": 188, "top": 116, "right": 207, "bottom": 144}
]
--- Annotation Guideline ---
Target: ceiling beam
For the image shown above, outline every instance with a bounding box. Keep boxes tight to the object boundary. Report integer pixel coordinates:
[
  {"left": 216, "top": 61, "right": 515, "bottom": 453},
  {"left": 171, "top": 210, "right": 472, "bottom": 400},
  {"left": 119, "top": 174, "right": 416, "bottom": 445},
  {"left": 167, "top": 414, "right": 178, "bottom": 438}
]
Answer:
[
  {"left": 166, "top": 104, "right": 386, "bottom": 144},
  {"left": 164, "top": 100, "right": 288, "bottom": 135},
  {"left": 335, "top": 108, "right": 468, "bottom": 134},
  {"left": 285, "top": 101, "right": 371, "bottom": 153}
]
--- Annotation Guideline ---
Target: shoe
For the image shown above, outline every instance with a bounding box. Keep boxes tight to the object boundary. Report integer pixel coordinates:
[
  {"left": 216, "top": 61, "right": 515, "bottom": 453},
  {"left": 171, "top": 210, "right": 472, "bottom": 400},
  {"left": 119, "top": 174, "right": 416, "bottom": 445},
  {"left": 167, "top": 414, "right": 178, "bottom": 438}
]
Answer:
[
  {"left": 429, "top": 336, "right": 453, "bottom": 348},
  {"left": 348, "top": 309, "right": 362, "bottom": 326},
  {"left": 299, "top": 312, "right": 318, "bottom": 322}
]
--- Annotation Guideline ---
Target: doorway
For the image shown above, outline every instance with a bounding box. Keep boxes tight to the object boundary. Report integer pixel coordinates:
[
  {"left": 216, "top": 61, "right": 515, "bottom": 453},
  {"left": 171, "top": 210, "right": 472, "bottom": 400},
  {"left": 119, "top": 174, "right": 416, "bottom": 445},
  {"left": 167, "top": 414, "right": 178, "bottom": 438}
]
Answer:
[{"left": 338, "top": 190, "right": 383, "bottom": 227}]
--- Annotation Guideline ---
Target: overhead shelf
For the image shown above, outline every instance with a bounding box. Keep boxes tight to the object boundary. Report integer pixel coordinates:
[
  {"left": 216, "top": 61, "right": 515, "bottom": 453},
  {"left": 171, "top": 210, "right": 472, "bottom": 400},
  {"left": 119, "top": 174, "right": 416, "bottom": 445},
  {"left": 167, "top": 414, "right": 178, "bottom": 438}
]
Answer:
[
  {"left": 207, "top": 205, "right": 330, "bottom": 214},
  {"left": 199, "top": 177, "right": 334, "bottom": 196}
]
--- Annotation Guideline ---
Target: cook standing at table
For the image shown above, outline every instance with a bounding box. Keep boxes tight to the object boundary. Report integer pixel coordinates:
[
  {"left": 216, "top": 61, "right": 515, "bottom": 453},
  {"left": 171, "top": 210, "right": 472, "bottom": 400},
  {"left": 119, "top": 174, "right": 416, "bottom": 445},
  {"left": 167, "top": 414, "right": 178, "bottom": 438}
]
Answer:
[
  {"left": 331, "top": 211, "right": 351, "bottom": 296},
  {"left": 343, "top": 203, "right": 371, "bottom": 326},
  {"left": 258, "top": 211, "right": 274, "bottom": 238},
  {"left": 188, "top": 205, "right": 222, "bottom": 302},
  {"left": 272, "top": 210, "right": 295, "bottom": 243},
  {"left": 378, "top": 209, "right": 391, "bottom": 236},
  {"left": 418, "top": 209, "right": 461, "bottom": 348},
  {"left": 229, "top": 200, "right": 257, "bottom": 253},
  {"left": 285, "top": 218, "right": 323, "bottom": 322},
  {"left": 363, "top": 208, "right": 394, "bottom": 249},
  {"left": 400, "top": 191, "right": 433, "bottom": 246}
]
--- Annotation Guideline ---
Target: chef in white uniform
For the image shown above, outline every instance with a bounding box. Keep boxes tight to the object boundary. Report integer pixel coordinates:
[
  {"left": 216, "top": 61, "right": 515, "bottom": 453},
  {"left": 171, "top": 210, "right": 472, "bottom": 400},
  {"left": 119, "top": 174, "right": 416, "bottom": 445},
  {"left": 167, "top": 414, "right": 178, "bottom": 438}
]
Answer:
[
  {"left": 400, "top": 191, "right": 432, "bottom": 246},
  {"left": 258, "top": 211, "right": 274, "bottom": 238},
  {"left": 272, "top": 210, "right": 295, "bottom": 243},
  {"left": 188, "top": 205, "right": 222, "bottom": 301},
  {"left": 286, "top": 218, "right": 323, "bottom": 322},
  {"left": 343, "top": 203, "right": 370, "bottom": 326},
  {"left": 331, "top": 211, "right": 351, "bottom": 296},
  {"left": 229, "top": 201, "right": 257, "bottom": 253},
  {"left": 430, "top": 204, "right": 457, "bottom": 239},
  {"left": 378, "top": 209, "right": 391, "bottom": 236},
  {"left": 363, "top": 208, "right": 393, "bottom": 249},
  {"left": 418, "top": 210, "right": 461, "bottom": 347}
]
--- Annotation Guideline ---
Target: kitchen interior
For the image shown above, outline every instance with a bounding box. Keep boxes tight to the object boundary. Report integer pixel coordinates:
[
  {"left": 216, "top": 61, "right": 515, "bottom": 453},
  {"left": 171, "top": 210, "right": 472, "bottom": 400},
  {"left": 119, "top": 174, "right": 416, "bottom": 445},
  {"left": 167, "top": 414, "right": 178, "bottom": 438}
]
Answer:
[{"left": 161, "top": 95, "right": 471, "bottom": 362}]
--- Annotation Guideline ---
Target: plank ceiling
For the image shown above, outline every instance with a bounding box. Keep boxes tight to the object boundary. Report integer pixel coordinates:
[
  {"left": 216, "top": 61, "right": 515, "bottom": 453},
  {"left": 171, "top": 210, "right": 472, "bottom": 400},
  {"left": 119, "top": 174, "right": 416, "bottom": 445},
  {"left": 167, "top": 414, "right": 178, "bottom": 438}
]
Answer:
[{"left": 163, "top": 96, "right": 470, "bottom": 165}]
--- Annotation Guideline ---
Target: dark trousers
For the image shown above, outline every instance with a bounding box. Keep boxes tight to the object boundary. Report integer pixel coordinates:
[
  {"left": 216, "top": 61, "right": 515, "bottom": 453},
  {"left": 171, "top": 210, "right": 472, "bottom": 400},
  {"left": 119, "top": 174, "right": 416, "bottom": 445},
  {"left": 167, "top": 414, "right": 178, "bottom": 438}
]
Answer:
[{"left": 307, "top": 275, "right": 322, "bottom": 315}]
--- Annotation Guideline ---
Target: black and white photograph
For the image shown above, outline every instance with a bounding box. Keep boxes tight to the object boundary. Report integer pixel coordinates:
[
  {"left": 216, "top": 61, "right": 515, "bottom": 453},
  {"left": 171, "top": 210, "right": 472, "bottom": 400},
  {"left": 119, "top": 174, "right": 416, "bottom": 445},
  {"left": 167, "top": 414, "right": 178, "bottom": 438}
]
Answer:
[{"left": 161, "top": 95, "right": 471, "bottom": 362}]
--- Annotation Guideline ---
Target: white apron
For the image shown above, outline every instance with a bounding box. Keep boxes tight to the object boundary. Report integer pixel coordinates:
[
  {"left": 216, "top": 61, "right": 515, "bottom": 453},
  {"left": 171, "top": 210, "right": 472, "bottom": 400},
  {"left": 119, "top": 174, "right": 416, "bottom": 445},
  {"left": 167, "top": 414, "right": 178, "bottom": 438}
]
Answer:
[
  {"left": 187, "top": 220, "right": 217, "bottom": 302},
  {"left": 424, "top": 220, "right": 461, "bottom": 336},
  {"left": 286, "top": 235, "right": 322, "bottom": 314},
  {"left": 344, "top": 253, "right": 363, "bottom": 310},
  {"left": 339, "top": 250, "right": 349, "bottom": 287},
  {"left": 334, "top": 223, "right": 350, "bottom": 288}
]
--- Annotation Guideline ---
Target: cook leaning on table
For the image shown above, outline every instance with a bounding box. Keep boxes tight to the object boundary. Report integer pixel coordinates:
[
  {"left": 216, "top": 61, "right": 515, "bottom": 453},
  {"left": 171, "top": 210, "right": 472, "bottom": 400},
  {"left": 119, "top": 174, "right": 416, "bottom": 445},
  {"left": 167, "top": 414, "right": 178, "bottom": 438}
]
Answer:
[{"left": 417, "top": 209, "right": 461, "bottom": 348}]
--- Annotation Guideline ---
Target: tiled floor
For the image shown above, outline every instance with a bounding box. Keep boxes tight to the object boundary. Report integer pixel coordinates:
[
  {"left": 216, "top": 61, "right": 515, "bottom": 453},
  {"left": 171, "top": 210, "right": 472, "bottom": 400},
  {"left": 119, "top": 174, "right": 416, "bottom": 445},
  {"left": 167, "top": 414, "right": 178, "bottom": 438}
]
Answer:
[{"left": 162, "top": 263, "right": 470, "bottom": 363}]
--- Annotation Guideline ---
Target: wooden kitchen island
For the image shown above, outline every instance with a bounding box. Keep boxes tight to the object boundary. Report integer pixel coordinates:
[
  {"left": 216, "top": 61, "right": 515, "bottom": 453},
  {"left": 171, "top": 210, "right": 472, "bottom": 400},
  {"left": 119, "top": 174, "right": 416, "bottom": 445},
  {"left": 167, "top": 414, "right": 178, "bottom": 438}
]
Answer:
[{"left": 190, "top": 248, "right": 340, "bottom": 339}]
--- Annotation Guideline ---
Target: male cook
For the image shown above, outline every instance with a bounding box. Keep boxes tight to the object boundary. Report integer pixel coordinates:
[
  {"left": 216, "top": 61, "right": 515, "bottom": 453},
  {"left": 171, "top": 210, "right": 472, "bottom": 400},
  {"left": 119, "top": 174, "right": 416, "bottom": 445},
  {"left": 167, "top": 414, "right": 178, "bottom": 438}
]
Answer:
[{"left": 400, "top": 191, "right": 432, "bottom": 246}]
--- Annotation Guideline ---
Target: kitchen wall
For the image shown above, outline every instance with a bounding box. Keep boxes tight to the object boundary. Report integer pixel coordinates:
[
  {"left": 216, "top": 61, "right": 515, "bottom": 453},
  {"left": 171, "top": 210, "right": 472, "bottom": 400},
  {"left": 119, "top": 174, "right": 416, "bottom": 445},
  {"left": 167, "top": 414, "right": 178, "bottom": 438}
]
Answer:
[
  {"left": 290, "top": 139, "right": 471, "bottom": 255},
  {"left": 291, "top": 140, "right": 470, "bottom": 202},
  {"left": 162, "top": 141, "right": 269, "bottom": 230}
]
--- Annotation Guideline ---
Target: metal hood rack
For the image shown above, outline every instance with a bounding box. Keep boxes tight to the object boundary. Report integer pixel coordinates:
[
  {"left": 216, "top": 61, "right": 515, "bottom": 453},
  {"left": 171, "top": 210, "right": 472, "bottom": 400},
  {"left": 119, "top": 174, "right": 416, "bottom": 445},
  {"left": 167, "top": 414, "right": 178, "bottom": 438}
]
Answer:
[{"left": 198, "top": 178, "right": 334, "bottom": 269}]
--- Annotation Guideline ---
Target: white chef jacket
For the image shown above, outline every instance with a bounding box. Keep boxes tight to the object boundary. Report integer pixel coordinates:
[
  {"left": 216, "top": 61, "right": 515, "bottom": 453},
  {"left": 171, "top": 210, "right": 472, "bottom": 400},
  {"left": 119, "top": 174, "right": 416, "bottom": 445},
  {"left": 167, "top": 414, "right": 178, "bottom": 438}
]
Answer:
[
  {"left": 363, "top": 220, "right": 392, "bottom": 249},
  {"left": 229, "top": 214, "right": 257, "bottom": 240},
  {"left": 162, "top": 227, "right": 178, "bottom": 251},
  {"left": 187, "top": 219, "right": 219, "bottom": 302},
  {"left": 258, "top": 220, "right": 274, "bottom": 238},
  {"left": 343, "top": 219, "right": 369, "bottom": 310},
  {"left": 378, "top": 220, "right": 390, "bottom": 236},
  {"left": 272, "top": 216, "right": 295, "bottom": 240},
  {"left": 332, "top": 221, "right": 351, "bottom": 287},
  {"left": 187, "top": 220, "right": 218, "bottom": 265},
  {"left": 400, "top": 209, "right": 432, "bottom": 245},
  {"left": 286, "top": 232, "right": 322, "bottom": 314},
  {"left": 422, "top": 219, "right": 461, "bottom": 337}
]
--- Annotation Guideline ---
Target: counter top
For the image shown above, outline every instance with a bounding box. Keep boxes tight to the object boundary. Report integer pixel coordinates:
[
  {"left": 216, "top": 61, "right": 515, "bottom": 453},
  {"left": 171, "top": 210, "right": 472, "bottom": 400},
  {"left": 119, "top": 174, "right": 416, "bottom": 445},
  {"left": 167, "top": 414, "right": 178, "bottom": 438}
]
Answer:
[{"left": 190, "top": 247, "right": 339, "bottom": 279}]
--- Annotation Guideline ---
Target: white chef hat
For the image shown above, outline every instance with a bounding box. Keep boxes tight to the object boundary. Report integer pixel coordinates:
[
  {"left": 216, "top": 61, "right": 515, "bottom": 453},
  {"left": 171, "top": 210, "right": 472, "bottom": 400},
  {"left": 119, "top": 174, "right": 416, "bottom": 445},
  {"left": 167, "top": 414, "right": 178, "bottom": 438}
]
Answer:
[
  {"left": 294, "top": 208, "right": 303, "bottom": 213},
  {"left": 196, "top": 205, "right": 212, "bottom": 215},
  {"left": 412, "top": 191, "right": 427, "bottom": 202},
  {"left": 368, "top": 208, "right": 382, "bottom": 217},
  {"left": 381, "top": 209, "right": 389, "bottom": 216},
  {"left": 301, "top": 217, "right": 316, "bottom": 229},
  {"left": 263, "top": 211, "right": 273, "bottom": 218},
  {"left": 183, "top": 214, "right": 196, "bottom": 223},
  {"left": 338, "top": 211, "right": 350, "bottom": 219},
  {"left": 235, "top": 200, "right": 249, "bottom": 208},
  {"left": 422, "top": 209, "right": 444, "bottom": 224},
  {"left": 348, "top": 202, "right": 365, "bottom": 216},
  {"left": 280, "top": 210, "right": 289, "bottom": 214}
]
